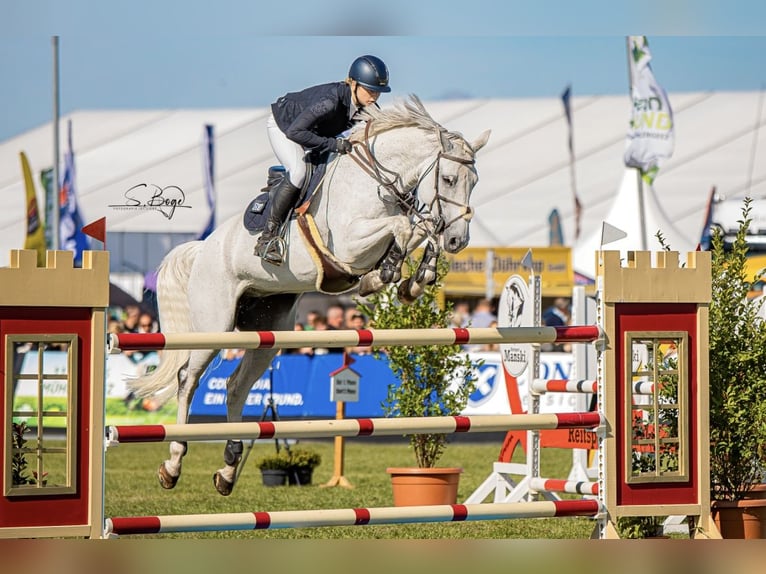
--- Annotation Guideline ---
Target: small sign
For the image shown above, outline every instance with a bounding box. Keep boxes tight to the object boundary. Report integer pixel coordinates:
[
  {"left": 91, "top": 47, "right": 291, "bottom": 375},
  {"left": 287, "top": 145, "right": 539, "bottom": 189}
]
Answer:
[
  {"left": 330, "top": 366, "right": 360, "bottom": 402},
  {"left": 498, "top": 274, "right": 532, "bottom": 378}
]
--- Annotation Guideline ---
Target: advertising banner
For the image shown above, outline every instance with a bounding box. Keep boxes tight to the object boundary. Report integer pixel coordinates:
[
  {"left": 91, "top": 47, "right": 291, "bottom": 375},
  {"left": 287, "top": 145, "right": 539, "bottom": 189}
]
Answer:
[{"left": 14, "top": 350, "right": 577, "bottom": 425}]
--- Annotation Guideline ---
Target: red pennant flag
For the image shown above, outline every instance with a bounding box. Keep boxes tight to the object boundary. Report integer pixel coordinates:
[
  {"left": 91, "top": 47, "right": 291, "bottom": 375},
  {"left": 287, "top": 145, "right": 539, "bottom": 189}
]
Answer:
[{"left": 82, "top": 217, "right": 106, "bottom": 246}]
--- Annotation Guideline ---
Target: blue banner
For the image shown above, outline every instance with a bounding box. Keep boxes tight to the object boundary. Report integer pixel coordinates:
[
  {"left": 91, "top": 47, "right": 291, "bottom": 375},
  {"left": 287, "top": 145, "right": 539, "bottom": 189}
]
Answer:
[{"left": 188, "top": 352, "right": 516, "bottom": 419}]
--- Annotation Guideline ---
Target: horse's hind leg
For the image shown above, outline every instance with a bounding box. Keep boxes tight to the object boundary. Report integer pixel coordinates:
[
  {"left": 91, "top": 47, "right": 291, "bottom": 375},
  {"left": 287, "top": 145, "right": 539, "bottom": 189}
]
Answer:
[
  {"left": 211, "top": 293, "right": 299, "bottom": 496},
  {"left": 212, "top": 349, "right": 277, "bottom": 496},
  {"left": 158, "top": 349, "right": 216, "bottom": 489}
]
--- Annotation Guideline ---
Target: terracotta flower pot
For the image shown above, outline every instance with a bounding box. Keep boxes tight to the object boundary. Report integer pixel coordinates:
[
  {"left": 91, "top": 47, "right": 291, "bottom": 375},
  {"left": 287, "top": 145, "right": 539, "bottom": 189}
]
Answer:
[
  {"left": 711, "top": 499, "right": 766, "bottom": 539},
  {"left": 744, "top": 484, "right": 766, "bottom": 500},
  {"left": 386, "top": 467, "right": 463, "bottom": 507}
]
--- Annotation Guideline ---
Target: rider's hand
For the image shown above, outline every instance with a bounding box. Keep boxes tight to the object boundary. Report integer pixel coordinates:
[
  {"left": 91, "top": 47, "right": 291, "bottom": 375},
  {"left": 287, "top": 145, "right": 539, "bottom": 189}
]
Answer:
[{"left": 335, "top": 138, "right": 353, "bottom": 155}]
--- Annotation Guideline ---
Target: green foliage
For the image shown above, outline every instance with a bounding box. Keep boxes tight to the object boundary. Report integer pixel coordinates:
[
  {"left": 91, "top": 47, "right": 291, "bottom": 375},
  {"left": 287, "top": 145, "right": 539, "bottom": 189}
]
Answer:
[
  {"left": 11, "top": 421, "right": 33, "bottom": 486},
  {"left": 708, "top": 198, "right": 766, "bottom": 500},
  {"left": 288, "top": 447, "right": 322, "bottom": 470},
  {"left": 359, "top": 255, "right": 477, "bottom": 468},
  {"left": 256, "top": 450, "right": 292, "bottom": 471},
  {"left": 256, "top": 447, "right": 322, "bottom": 472},
  {"left": 616, "top": 515, "right": 664, "bottom": 539}
]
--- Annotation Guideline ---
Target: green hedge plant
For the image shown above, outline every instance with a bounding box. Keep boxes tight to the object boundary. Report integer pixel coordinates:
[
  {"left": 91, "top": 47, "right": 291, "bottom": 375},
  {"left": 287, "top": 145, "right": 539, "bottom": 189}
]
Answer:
[
  {"left": 359, "top": 255, "right": 477, "bottom": 468},
  {"left": 707, "top": 198, "right": 766, "bottom": 501}
]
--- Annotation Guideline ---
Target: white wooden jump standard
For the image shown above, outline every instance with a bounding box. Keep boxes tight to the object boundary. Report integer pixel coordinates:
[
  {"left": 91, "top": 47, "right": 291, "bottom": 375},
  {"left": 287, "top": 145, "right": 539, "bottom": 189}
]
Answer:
[
  {"left": 105, "top": 499, "right": 601, "bottom": 536},
  {"left": 107, "top": 325, "right": 602, "bottom": 353},
  {"left": 107, "top": 413, "right": 603, "bottom": 444}
]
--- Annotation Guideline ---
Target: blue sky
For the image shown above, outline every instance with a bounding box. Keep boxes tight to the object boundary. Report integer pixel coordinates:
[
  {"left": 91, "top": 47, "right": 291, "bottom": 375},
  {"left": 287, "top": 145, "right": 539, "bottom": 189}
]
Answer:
[{"left": 2, "top": 0, "right": 766, "bottom": 142}]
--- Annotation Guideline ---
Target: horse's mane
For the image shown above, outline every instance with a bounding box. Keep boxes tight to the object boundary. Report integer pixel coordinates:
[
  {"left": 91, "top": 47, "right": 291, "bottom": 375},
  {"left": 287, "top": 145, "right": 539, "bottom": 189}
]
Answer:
[{"left": 350, "top": 94, "right": 441, "bottom": 141}]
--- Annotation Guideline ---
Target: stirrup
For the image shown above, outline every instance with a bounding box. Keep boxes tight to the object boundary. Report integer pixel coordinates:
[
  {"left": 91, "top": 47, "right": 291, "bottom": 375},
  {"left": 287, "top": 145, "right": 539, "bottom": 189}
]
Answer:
[{"left": 255, "top": 236, "right": 286, "bottom": 265}]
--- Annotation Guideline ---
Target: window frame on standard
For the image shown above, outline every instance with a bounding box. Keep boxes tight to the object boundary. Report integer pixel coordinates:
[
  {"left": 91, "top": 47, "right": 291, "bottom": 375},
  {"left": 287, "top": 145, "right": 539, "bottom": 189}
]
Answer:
[
  {"left": 624, "top": 331, "right": 689, "bottom": 485},
  {"left": 4, "top": 334, "right": 79, "bottom": 497}
]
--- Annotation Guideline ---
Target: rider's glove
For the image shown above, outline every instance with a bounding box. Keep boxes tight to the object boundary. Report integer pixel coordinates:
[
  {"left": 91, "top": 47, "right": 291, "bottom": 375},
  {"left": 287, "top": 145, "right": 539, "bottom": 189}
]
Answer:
[{"left": 335, "top": 138, "right": 353, "bottom": 155}]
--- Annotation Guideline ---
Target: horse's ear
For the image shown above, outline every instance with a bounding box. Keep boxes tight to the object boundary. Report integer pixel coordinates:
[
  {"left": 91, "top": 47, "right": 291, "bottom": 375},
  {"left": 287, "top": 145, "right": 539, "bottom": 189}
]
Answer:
[
  {"left": 470, "top": 130, "right": 491, "bottom": 153},
  {"left": 439, "top": 129, "right": 454, "bottom": 151}
]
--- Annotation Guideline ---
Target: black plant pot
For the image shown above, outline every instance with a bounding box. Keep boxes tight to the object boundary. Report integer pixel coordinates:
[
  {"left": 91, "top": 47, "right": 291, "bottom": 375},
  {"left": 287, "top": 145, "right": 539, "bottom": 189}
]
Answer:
[
  {"left": 287, "top": 467, "right": 313, "bottom": 486},
  {"left": 261, "top": 469, "right": 288, "bottom": 487}
]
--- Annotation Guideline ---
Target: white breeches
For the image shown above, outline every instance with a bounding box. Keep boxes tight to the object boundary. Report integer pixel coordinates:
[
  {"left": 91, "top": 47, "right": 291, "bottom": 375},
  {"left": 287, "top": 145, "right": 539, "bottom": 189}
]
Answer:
[{"left": 267, "top": 113, "right": 307, "bottom": 187}]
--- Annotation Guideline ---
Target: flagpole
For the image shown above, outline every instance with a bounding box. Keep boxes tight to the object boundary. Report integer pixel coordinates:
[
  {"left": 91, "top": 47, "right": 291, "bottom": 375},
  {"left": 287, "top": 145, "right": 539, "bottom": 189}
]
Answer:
[
  {"left": 52, "top": 35, "right": 60, "bottom": 251},
  {"left": 626, "top": 36, "right": 648, "bottom": 251},
  {"left": 746, "top": 84, "right": 765, "bottom": 197},
  {"left": 561, "top": 85, "right": 581, "bottom": 241}
]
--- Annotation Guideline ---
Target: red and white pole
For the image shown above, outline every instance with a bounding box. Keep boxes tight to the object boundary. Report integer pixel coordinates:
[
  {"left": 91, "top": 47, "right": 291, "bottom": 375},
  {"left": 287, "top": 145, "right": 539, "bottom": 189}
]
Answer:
[{"left": 108, "top": 325, "right": 603, "bottom": 353}]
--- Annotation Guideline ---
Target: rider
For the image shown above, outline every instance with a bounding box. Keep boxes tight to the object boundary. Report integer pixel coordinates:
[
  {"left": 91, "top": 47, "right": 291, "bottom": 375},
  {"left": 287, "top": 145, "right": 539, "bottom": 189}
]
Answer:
[{"left": 255, "top": 54, "right": 392, "bottom": 264}]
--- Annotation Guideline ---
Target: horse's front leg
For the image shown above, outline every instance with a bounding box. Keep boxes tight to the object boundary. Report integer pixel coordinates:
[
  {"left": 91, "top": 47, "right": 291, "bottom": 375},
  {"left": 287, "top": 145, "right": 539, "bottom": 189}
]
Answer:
[
  {"left": 397, "top": 239, "right": 440, "bottom": 304},
  {"left": 358, "top": 217, "right": 424, "bottom": 297}
]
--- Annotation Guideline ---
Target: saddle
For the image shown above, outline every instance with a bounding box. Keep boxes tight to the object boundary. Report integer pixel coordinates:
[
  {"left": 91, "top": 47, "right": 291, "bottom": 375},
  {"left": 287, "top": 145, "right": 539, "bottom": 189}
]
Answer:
[
  {"left": 242, "top": 162, "right": 324, "bottom": 233},
  {"left": 242, "top": 156, "right": 360, "bottom": 294}
]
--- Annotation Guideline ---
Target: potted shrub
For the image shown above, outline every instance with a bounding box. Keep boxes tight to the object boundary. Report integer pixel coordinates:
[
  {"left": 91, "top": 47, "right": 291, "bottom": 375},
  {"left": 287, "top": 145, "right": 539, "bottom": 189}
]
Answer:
[
  {"left": 287, "top": 447, "right": 322, "bottom": 486},
  {"left": 359, "top": 255, "right": 477, "bottom": 506},
  {"left": 256, "top": 450, "right": 292, "bottom": 487},
  {"left": 707, "top": 199, "right": 766, "bottom": 538}
]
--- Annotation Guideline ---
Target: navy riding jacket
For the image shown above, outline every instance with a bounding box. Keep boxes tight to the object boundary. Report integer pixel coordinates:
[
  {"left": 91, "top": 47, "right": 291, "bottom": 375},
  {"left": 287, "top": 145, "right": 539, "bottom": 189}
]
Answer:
[{"left": 271, "top": 82, "right": 354, "bottom": 155}]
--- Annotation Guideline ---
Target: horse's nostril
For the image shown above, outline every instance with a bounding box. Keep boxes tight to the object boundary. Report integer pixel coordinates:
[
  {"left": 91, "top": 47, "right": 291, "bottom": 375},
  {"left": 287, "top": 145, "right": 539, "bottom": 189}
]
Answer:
[{"left": 447, "top": 236, "right": 465, "bottom": 253}]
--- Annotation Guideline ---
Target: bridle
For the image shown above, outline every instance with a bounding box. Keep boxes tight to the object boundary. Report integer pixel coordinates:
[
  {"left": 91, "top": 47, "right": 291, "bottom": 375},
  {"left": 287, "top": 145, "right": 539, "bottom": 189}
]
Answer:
[{"left": 347, "top": 121, "right": 475, "bottom": 241}]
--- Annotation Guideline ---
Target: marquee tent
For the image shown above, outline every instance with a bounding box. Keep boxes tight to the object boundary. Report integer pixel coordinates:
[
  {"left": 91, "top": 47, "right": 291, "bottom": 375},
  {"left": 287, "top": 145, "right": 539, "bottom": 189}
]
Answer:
[{"left": 2, "top": 90, "right": 765, "bottom": 281}]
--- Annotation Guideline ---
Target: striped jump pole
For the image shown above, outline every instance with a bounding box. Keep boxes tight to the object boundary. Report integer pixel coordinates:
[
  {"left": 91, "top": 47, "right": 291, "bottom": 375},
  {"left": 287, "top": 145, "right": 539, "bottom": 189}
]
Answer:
[
  {"left": 108, "top": 325, "right": 603, "bottom": 353},
  {"left": 530, "top": 379, "right": 655, "bottom": 395},
  {"left": 105, "top": 499, "right": 601, "bottom": 536},
  {"left": 631, "top": 381, "right": 655, "bottom": 395},
  {"left": 530, "top": 379, "right": 598, "bottom": 394},
  {"left": 529, "top": 478, "right": 599, "bottom": 496},
  {"left": 107, "top": 413, "right": 604, "bottom": 444}
]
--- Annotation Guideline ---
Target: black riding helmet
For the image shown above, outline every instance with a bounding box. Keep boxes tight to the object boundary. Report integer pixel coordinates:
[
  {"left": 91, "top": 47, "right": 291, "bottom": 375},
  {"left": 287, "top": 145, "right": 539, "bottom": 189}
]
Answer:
[{"left": 348, "top": 55, "right": 391, "bottom": 93}]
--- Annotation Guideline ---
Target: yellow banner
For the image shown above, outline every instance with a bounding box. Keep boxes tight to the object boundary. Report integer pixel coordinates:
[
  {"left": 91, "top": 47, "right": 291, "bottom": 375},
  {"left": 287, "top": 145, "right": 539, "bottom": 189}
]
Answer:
[
  {"left": 20, "top": 152, "right": 47, "bottom": 266},
  {"left": 443, "top": 247, "right": 573, "bottom": 297}
]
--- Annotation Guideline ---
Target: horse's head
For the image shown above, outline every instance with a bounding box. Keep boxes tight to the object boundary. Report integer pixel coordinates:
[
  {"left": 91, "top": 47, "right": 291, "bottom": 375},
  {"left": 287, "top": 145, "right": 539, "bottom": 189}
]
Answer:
[
  {"left": 348, "top": 95, "right": 490, "bottom": 255},
  {"left": 423, "top": 127, "right": 491, "bottom": 254}
]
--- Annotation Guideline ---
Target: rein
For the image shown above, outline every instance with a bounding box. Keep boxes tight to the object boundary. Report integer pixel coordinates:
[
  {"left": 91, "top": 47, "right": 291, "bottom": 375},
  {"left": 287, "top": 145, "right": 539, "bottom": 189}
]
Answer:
[{"left": 347, "top": 121, "right": 475, "bottom": 241}]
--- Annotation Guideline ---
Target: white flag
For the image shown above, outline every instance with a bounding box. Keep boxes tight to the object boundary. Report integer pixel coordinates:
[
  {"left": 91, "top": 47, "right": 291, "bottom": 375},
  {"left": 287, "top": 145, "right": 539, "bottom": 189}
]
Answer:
[
  {"left": 624, "top": 36, "right": 674, "bottom": 184},
  {"left": 601, "top": 222, "right": 628, "bottom": 247}
]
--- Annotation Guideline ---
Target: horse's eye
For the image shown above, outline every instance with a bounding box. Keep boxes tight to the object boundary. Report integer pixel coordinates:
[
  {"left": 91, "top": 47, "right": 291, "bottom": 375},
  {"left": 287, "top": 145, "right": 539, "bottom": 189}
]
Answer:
[{"left": 442, "top": 175, "right": 456, "bottom": 186}]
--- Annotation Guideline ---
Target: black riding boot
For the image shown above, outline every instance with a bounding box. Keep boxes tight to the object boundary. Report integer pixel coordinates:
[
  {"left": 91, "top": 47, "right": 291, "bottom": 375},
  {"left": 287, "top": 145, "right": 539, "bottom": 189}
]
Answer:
[{"left": 254, "top": 178, "right": 302, "bottom": 264}]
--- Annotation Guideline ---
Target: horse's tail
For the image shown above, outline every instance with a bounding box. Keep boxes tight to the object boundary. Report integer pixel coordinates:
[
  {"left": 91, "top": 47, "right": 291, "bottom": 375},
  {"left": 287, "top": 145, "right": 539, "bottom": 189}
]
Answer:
[{"left": 128, "top": 241, "right": 202, "bottom": 406}]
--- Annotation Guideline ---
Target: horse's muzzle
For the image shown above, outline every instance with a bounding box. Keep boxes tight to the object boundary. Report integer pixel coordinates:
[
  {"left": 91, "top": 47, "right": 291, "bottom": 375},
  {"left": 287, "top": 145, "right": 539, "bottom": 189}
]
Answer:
[{"left": 444, "top": 234, "right": 469, "bottom": 254}]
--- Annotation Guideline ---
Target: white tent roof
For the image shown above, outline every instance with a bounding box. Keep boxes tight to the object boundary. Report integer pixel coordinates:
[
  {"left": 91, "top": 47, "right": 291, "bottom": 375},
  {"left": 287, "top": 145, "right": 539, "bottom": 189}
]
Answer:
[{"left": 2, "top": 91, "right": 765, "bottom": 274}]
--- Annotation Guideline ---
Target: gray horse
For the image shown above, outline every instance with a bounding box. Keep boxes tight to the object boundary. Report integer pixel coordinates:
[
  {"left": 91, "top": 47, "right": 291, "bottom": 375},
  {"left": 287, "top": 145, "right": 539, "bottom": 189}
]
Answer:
[{"left": 129, "top": 95, "right": 490, "bottom": 495}]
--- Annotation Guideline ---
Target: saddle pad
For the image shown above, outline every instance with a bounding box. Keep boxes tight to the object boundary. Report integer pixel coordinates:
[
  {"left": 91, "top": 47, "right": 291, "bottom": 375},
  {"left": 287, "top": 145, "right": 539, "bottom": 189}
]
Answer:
[
  {"left": 242, "top": 162, "right": 329, "bottom": 234},
  {"left": 242, "top": 192, "right": 270, "bottom": 233}
]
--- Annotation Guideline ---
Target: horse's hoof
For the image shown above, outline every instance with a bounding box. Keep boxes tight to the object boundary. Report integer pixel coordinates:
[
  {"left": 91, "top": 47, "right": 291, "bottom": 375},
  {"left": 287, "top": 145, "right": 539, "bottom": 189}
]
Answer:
[
  {"left": 158, "top": 462, "right": 179, "bottom": 489},
  {"left": 358, "top": 274, "right": 379, "bottom": 297},
  {"left": 213, "top": 471, "right": 235, "bottom": 496},
  {"left": 396, "top": 281, "right": 417, "bottom": 305}
]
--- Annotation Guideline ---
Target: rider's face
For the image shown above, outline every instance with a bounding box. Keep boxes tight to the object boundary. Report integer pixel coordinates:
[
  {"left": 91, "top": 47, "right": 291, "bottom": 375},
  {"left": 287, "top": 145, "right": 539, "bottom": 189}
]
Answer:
[{"left": 353, "top": 83, "right": 381, "bottom": 107}]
